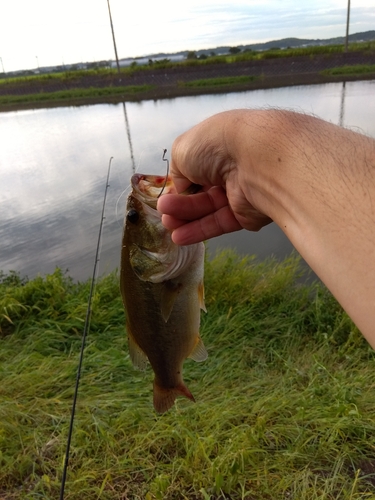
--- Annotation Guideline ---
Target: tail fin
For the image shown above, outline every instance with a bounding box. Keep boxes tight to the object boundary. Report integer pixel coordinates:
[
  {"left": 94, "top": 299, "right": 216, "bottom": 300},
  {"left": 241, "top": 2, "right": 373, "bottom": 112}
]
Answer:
[{"left": 153, "top": 380, "right": 195, "bottom": 414}]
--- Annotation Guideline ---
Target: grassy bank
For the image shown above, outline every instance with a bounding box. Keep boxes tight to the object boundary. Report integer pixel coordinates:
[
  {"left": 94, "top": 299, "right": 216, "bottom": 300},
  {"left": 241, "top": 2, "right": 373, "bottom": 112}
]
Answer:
[
  {"left": 321, "top": 63, "right": 375, "bottom": 76},
  {"left": 179, "top": 76, "right": 257, "bottom": 88},
  {"left": 1, "top": 252, "right": 375, "bottom": 499},
  {"left": 0, "top": 40, "right": 374, "bottom": 111},
  {"left": 0, "top": 84, "right": 154, "bottom": 107}
]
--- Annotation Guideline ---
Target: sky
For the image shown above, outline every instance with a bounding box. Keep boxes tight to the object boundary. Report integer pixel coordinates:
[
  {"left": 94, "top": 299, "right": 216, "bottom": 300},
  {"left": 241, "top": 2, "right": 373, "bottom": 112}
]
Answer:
[{"left": 0, "top": 0, "right": 374, "bottom": 73}]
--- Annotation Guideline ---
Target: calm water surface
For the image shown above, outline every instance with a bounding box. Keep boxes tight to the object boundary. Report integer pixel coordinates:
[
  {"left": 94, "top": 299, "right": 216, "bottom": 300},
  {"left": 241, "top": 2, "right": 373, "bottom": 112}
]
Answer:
[{"left": 1, "top": 80, "right": 374, "bottom": 281}]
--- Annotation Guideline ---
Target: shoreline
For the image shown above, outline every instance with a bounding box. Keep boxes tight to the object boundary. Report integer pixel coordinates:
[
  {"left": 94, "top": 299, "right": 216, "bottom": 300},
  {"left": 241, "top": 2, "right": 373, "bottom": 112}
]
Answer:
[
  {"left": 1, "top": 52, "right": 374, "bottom": 112},
  {"left": 1, "top": 74, "right": 374, "bottom": 113}
]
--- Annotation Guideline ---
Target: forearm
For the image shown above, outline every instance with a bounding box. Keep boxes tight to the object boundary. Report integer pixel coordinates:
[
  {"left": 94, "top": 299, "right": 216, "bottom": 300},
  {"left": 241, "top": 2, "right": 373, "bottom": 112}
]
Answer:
[
  {"left": 231, "top": 110, "right": 375, "bottom": 345},
  {"left": 159, "top": 109, "right": 375, "bottom": 344}
]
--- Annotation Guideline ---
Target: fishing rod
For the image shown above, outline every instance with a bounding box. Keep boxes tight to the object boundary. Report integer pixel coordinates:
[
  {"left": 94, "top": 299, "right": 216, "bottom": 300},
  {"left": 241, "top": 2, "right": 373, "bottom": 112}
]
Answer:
[{"left": 59, "top": 157, "right": 113, "bottom": 500}]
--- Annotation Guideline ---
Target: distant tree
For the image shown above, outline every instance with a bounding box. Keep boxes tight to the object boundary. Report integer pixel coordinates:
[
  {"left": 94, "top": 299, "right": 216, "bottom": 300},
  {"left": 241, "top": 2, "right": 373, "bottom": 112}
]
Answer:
[
  {"left": 210, "top": 51, "right": 216, "bottom": 57},
  {"left": 198, "top": 54, "right": 208, "bottom": 60},
  {"left": 148, "top": 59, "right": 154, "bottom": 66},
  {"left": 229, "top": 47, "right": 241, "bottom": 54},
  {"left": 186, "top": 51, "right": 197, "bottom": 60},
  {"left": 87, "top": 62, "right": 100, "bottom": 70},
  {"left": 155, "top": 58, "right": 171, "bottom": 65}
]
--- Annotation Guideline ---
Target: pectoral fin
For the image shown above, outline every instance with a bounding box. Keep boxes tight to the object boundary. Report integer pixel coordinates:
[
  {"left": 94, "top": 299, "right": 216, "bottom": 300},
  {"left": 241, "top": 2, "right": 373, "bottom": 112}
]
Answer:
[
  {"left": 198, "top": 281, "right": 206, "bottom": 312},
  {"left": 188, "top": 336, "right": 208, "bottom": 362},
  {"left": 127, "top": 331, "right": 148, "bottom": 370},
  {"left": 160, "top": 280, "right": 182, "bottom": 322}
]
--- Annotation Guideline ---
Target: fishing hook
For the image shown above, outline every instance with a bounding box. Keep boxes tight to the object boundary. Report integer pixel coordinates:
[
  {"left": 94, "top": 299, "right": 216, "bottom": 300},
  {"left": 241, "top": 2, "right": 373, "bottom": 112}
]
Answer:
[{"left": 157, "top": 148, "right": 169, "bottom": 198}]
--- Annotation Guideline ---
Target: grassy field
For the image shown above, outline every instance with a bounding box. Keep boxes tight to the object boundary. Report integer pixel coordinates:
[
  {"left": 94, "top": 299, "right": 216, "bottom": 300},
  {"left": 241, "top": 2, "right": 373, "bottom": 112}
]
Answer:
[{"left": 1, "top": 252, "right": 375, "bottom": 499}]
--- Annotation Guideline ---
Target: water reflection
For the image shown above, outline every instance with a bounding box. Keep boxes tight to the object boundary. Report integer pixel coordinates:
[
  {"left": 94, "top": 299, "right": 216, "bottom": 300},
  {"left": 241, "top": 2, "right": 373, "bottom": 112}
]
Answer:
[
  {"left": 122, "top": 101, "right": 136, "bottom": 173},
  {"left": 1, "top": 80, "right": 374, "bottom": 281},
  {"left": 339, "top": 82, "right": 346, "bottom": 127}
]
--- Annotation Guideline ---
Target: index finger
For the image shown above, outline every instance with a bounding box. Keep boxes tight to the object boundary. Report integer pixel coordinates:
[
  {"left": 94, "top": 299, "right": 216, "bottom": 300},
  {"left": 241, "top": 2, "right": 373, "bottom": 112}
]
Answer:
[
  {"left": 157, "top": 186, "right": 229, "bottom": 220},
  {"left": 169, "top": 129, "right": 217, "bottom": 194},
  {"left": 169, "top": 147, "right": 198, "bottom": 194}
]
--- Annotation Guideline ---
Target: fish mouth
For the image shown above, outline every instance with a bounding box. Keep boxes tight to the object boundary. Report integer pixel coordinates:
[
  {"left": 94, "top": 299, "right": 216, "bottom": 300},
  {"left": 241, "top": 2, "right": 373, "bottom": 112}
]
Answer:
[{"left": 131, "top": 174, "right": 176, "bottom": 208}]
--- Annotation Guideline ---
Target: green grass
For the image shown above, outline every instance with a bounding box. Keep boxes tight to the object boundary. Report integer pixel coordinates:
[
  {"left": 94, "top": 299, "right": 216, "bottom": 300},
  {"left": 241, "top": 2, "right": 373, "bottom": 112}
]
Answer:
[
  {"left": 1, "top": 252, "right": 375, "bottom": 498},
  {"left": 321, "top": 64, "right": 375, "bottom": 76},
  {"left": 0, "top": 84, "right": 154, "bottom": 106},
  {"left": 180, "top": 76, "right": 257, "bottom": 88},
  {"left": 0, "top": 68, "right": 117, "bottom": 86}
]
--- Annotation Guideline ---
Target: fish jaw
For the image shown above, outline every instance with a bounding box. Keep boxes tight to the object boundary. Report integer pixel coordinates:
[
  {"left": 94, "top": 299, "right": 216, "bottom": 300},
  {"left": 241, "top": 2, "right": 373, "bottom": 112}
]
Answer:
[{"left": 131, "top": 173, "right": 175, "bottom": 208}]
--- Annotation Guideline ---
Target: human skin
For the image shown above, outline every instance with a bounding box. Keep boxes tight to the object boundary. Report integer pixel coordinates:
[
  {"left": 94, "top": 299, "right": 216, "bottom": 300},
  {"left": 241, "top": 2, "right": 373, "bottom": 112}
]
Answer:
[{"left": 157, "top": 109, "right": 375, "bottom": 347}]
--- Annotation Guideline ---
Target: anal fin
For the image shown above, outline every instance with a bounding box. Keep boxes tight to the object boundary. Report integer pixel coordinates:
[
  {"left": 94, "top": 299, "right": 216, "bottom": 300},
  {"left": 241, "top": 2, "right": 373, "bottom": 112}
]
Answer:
[{"left": 188, "top": 335, "right": 208, "bottom": 362}]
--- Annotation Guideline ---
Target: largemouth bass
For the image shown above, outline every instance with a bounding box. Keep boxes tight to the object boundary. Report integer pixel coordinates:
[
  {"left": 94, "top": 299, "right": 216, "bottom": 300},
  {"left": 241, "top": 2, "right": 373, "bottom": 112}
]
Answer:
[{"left": 120, "top": 173, "right": 207, "bottom": 413}]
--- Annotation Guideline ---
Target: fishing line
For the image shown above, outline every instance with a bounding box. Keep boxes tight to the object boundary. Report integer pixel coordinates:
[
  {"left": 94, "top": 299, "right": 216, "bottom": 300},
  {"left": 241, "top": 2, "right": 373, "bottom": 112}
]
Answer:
[
  {"left": 59, "top": 157, "right": 113, "bottom": 500},
  {"left": 115, "top": 183, "right": 131, "bottom": 227}
]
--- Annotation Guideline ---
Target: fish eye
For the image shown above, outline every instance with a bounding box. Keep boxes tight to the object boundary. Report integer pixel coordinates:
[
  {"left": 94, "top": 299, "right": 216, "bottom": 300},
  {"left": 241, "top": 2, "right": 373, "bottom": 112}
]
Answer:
[{"left": 127, "top": 209, "right": 139, "bottom": 224}]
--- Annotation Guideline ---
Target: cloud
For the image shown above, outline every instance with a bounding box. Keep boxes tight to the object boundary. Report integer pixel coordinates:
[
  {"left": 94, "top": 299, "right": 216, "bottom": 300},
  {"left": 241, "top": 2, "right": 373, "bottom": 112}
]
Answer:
[{"left": 0, "top": 1, "right": 373, "bottom": 71}]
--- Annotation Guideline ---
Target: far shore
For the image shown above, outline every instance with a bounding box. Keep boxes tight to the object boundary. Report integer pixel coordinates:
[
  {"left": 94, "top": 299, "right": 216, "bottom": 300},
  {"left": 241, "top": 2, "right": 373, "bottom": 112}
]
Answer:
[
  {"left": 1, "top": 51, "right": 374, "bottom": 112},
  {"left": 1, "top": 73, "right": 374, "bottom": 113}
]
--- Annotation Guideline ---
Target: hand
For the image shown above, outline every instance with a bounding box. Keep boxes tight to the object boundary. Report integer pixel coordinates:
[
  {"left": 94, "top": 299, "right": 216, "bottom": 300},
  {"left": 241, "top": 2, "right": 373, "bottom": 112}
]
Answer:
[{"left": 157, "top": 111, "right": 272, "bottom": 245}]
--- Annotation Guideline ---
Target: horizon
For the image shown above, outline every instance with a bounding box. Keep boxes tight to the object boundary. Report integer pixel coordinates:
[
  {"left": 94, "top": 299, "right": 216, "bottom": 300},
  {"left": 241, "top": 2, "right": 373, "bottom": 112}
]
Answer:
[
  {"left": 0, "top": 0, "right": 374, "bottom": 73},
  {"left": 117, "top": 29, "right": 375, "bottom": 60},
  {"left": 4, "top": 29, "right": 375, "bottom": 75}
]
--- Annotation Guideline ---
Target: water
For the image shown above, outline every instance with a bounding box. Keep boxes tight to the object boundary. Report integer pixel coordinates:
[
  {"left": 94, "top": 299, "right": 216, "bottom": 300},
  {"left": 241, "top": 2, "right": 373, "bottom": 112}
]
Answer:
[{"left": 1, "top": 80, "right": 374, "bottom": 281}]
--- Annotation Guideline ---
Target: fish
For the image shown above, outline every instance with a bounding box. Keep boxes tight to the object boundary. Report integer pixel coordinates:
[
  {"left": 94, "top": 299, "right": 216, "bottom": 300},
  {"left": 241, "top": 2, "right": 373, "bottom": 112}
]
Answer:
[{"left": 120, "top": 173, "right": 207, "bottom": 413}]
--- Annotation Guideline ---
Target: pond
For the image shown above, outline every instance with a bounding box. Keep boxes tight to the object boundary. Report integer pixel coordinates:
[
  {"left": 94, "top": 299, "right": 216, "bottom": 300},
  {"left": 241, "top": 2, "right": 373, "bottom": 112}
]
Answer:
[{"left": 1, "top": 80, "right": 374, "bottom": 281}]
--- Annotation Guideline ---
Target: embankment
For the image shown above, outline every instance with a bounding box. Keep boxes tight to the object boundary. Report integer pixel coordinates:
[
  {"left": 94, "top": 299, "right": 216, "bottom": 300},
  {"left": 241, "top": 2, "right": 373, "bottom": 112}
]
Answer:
[{"left": 1, "top": 51, "right": 375, "bottom": 111}]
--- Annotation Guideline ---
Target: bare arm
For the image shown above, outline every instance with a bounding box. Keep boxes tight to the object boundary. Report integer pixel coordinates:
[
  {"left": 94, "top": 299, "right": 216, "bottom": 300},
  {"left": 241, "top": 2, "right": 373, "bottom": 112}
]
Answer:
[{"left": 157, "top": 109, "right": 375, "bottom": 346}]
